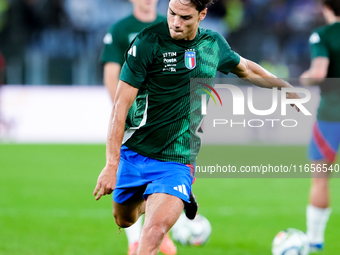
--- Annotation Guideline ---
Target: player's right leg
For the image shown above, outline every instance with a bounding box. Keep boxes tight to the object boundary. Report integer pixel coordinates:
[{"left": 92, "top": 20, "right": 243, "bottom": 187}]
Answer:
[
  {"left": 111, "top": 145, "right": 148, "bottom": 255},
  {"left": 113, "top": 197, "right": 145, "bottom": 228},
  {"left": 113, "top": 192, "right": 145, "bottom": 255},
  {"left": 112, "top": 145, "right": 149, "bottom": 227},
  {"left": 306, "top": 121, "right": 340, "bottom": 251},
  {"left": 307, "top": 161, "right": 331, "bottom": 252},
  {"left": 309, "top": 166, "right": 330, "bottom": 209},
  {"left": 112, "top": 145, "right": 177, "bottom": 254},
  {"left": 113, "top": 179, "right": 146, "bottom": 255}
]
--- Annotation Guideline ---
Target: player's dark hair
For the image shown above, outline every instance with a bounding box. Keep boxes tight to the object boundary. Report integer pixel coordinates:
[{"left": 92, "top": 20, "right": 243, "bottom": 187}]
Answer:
[
  {"left": 177, "top": 0, "right": 214, "bottom": 12},
  {"left": 323, "top": 0, "right": 340, "bottom": 16}
]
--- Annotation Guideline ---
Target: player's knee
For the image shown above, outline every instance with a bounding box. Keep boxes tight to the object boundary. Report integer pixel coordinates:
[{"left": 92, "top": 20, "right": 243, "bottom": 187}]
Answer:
[
  {"left": 113, "top": 213, "right": 134, "bottom": 228},
  {"left": 113, "top": 203, "right": 143, "bottom": 228},
  {"left": 143, "top": 222, "right": 167, "bottom": 238},
  {"left": 313, "top": 177, "right": 328, "bottom": 187},
  {"left": 112, "top": 209, "right": 134, "bottom": 228}
]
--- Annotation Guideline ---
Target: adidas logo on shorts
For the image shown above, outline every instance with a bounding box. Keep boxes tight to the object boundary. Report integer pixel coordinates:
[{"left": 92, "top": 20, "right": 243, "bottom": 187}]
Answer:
[{"left": 173, "top": 184, "right": 188, "bottom": 196}]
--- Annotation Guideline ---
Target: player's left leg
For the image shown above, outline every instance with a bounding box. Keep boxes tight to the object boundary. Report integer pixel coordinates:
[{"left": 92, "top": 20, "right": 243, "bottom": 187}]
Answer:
[
  {"left": 126, "top": 216, "right": 143, "bottom": 255},
  {"left": 133, "top": 157, "right": 194, "bottom": 254},
  {"left": 134, "top": 193, "right": 183, "bottom": 255},
  {"left": 183, "top": 164, "right": 198, "bottom": 220},
  {"left": 309, "top": 166, "right": 331, "bottom": 209},
  {"left": 113, "top": 145, "right": 181, "bottom": 254}
]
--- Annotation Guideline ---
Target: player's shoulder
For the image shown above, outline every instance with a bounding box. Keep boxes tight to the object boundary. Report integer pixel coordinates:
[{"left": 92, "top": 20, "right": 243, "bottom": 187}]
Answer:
[
  {"left": 310, "top": 24, "right": 336, "bottom": 42},
  {"left": 322, "top": 22, "right": 340, "bottom": 35},
  {"left": 314, "top": 24, "right": 331, "bottom": 34},
  {"left": 198, "top": 27, "right": 232, "bottom": 49},
  {"left": 199, "top": 27, "right": 227, "bottom": 42},
  {"left": 309, "top": 25, "right": 327, "bottom": 45}
]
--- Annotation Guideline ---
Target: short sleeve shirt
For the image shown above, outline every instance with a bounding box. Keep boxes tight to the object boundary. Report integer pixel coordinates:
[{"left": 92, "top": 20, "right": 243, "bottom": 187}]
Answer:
[
  {"left": 309, "top": 22, "right": 340, "bottom": 121},
  {"left": 120, "top": 21, "right": 240, "bottom": 164}
]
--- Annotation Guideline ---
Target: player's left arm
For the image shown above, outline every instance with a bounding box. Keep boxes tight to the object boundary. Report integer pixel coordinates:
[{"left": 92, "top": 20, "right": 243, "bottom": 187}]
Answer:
[
  {"left": 299, "top": 57, "right": 329, "bottom": 86},
  {"left": 231, "top": 56, "right": 301, "bottom": 111},
  {"left": 231, "top": 56, "right": 289, "bottom": 88}
]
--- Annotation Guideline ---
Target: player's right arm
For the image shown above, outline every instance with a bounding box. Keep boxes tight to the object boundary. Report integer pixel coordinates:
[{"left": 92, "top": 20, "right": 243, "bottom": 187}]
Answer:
[
  {"left": 94, "top": 29, "right": 154, "bottom": 201},
  {"left": 93, "top": 80, "right": 138, "bottom": 201},
  {"left": 300, "top": 57, "right": 329, "bottom": 86},
  {"left": 101, "top": 23, "right": 125, "bottom": 103}
]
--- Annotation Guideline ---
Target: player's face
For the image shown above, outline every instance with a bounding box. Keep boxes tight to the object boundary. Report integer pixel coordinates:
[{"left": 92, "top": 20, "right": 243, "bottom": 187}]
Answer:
[
  {"left": 322, "top": 5, "right": 336, "bottom": 24},
  {"left": 168, "top": 0, "right": 207, "bottom": 40},
  {"left": 131, "top": 0, "right": 158, "bottom": 12}
]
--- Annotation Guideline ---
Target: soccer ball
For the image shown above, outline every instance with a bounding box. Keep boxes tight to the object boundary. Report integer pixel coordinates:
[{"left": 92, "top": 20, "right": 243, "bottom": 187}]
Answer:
[
  {"left": 272, "top": 228, "right": 310, "bottom": 255},
  {"left": 171, "top": 213, "right": 212, "bottom": 246}
]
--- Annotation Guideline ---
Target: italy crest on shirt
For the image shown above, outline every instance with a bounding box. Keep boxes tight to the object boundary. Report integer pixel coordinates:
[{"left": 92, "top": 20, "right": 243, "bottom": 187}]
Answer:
[{"left": 185, "top": 51, "right": 196, "bottom": 69}]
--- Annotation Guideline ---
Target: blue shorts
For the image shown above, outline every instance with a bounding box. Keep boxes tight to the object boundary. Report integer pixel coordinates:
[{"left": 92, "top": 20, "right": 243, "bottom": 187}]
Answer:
[
  {"left": 113, "top": 145, "right": 195, "bottom": 204},
  {"left": 308, "top": 120, "right": 340, "bottom": 163}
]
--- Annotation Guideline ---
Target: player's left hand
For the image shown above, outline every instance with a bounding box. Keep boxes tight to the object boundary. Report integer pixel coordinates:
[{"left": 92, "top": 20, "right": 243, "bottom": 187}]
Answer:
[
  {"left": 286, "top": 92, "right": 301, "bottom": 112},
  {"left": 299, "top": 70, "right": 311, "bottom": 86}
]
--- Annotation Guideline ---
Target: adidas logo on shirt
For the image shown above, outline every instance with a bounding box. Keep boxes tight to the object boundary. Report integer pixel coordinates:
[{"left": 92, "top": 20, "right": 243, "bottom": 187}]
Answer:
[{"left": 128, "top": 45, "right": 136, "bottom": 57}]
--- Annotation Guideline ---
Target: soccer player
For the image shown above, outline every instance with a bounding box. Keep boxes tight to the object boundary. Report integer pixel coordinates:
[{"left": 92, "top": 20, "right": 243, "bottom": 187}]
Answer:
[
  {"left": 100, "top": 1, "right": 177, "bottom": 254},
  {"left": 94, "top": 0, "right": 301, "bottom": 254},
  {"left": 0, "top": 52, "right": 5, "bottom": 85},
  {"left": 300, "top": 0, "right": 340, "bottom": 251}
]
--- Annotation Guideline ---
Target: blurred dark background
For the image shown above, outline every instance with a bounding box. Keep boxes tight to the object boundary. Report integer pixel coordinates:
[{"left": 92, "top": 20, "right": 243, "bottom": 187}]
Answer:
[{"left": 0, "top": 0, "right": 324, "bottom": 85}]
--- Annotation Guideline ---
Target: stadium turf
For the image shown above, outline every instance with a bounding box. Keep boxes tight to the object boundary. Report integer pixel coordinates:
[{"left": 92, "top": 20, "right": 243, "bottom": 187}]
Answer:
[{"left": 0, "top": 144, "right": 339, "bottom": 255}]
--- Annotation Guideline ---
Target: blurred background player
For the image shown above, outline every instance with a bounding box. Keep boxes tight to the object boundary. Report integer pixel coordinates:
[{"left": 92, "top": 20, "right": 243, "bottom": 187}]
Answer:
[
  {"left": 0, "top": 51, "right": 7, "bottom": 138},
  {"left": 101, "top": 0, "right": 165, "bottom": 102},
  {"left": 100, "top": 0, "right": 176, "bottom": 254},
  {"left": 0, "top": 52, "right": 5, "bottom": 85},
  {"left": 300, "top": 0, "right": 340, "bottom": 251}
]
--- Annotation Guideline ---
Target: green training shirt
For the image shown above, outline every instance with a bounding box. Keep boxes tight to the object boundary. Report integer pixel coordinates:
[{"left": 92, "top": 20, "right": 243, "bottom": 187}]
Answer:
[
  {"left": 100, "top": 14, "right": 166, "bottom": 65},
  {"left": 120, "top": 20, "right": 240, "bottom": 164},
  {"left": 309, "top": 22, "right": 340, "bottom": 121}
]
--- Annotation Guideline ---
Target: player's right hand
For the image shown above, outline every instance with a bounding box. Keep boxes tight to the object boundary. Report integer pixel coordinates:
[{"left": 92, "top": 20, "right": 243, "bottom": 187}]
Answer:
[{"left": 93, "top": 165, "right": 117, "bottom": 201}]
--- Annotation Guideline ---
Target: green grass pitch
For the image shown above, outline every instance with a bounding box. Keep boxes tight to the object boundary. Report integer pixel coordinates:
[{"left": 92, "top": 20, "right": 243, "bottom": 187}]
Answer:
[{"left": 0, "top": 144, "right": 339, "bottom": 255}]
